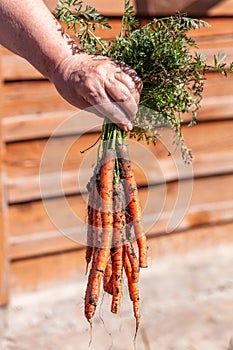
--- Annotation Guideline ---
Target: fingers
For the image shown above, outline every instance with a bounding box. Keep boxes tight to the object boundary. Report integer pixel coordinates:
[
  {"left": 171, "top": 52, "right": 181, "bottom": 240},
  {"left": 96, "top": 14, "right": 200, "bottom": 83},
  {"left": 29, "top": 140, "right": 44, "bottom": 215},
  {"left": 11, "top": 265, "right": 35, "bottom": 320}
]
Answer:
[
  {"left": 104, "top": 78, "right": 138, "bottom": 121},
  {"left": 96, "top": 103, "right": 134, "bottom": 132},
  {"left": 84, "top": 88, "right": 135, "bottom": 132},
  {"left": 83, "top": 61, "right": 141, "bottom": 127},
  {"left": 114, "top": 66, "right": 143, "bottom": 104},
  {"left": 54, "top": 54, "right": 142, "bottom": 131}
]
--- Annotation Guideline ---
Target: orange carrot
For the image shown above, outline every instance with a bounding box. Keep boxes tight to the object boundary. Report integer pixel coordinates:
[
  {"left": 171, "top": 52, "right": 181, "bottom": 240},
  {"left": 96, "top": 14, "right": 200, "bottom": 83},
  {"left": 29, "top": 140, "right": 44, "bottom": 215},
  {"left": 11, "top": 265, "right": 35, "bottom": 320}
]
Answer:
[
  {"left": 117, "top": 143, "right": 148, "bottom": 268},
  {"left": 125, "top": 211, "right": 139, "bottom": 282},
  {"left": 85, "top": 177, "right": 95, "bottom": 274},
  {"left": 124, "top": 242, "right": 139, "bottom": 284},
  {"left": 96, "top": 148, "right": 115, "bottom": 269},
  {"left": 122, "top": 214, "right": 140, "bottom": 329},
  {"left": 112, "top": 181, "right": 126, "bottom": 246},
  {"left": 111, "top": 181, "right": 125, "bottom": 313},
  {"left": 84, "top": 248, "right": 100, "bottom": 323},
  {"left": 85, "top": 149, "right": 115, "bottom": 323},
  {"left": 111, "top": 246, "right": 123, "bottom": 313},
  {"left": 123, "top": 246, "right": 140, "bottom": 328},
  {"left": 103, "top": 257, "right": 113, "bottom": 295},
  {"left": 85, "top": 140, "right": 148, "bottom": 329},
  {"left": 92, "top": 179, "right": 102, "bottom": 249}
]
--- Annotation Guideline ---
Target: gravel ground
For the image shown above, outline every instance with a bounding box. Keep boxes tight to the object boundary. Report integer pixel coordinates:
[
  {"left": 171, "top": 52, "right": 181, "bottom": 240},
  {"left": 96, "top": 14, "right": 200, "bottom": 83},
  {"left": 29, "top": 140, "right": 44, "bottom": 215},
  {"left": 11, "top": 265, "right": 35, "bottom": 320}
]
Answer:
[{"left": 1, "top": 244, "right": 233, "bottom": 350}]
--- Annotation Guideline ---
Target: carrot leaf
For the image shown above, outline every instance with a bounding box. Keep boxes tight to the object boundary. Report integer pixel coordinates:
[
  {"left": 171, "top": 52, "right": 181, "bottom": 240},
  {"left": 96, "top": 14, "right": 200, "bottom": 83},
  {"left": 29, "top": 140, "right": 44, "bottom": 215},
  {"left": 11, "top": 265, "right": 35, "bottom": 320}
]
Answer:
[{"left": 55, "top": 0, "right": 233, "bottom": 162}]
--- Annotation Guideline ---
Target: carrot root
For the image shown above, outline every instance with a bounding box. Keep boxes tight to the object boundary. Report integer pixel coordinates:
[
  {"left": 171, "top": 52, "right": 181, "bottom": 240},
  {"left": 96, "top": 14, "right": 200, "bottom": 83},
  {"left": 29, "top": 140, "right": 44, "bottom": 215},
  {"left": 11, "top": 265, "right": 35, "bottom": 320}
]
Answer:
[
  {"left": 85, "top": 149, "right": 115, "bottom": 324},
  {"left": 84, "top": 141, "right": 148, "bottom": 328},
  {"left": 117, "top": 143, "right": 148, "bottom": 268}
]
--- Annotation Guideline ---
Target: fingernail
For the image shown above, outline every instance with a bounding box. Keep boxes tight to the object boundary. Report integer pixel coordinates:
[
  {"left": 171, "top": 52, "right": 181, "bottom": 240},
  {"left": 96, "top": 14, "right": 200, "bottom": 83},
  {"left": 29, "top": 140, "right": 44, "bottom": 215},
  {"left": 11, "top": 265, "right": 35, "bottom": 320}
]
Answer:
[{"left": 127, "top": 121, "right": 133, "bottom": 131}]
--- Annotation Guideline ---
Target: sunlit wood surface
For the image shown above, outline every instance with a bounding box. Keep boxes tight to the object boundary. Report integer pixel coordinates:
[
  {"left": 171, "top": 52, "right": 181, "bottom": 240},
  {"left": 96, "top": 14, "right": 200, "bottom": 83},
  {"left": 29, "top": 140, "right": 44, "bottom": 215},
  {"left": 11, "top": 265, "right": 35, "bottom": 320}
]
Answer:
[{"left": 0, "top": 0, "right": 232, "bottom": 299}]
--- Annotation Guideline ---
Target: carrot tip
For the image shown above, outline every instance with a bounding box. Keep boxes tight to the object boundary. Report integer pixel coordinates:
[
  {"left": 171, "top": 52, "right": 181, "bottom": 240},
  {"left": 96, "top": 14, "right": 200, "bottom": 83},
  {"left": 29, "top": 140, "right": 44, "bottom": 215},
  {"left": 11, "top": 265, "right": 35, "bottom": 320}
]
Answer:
[
  {"left": 85, "top": 263, "right": 89, "bottom": 276},
  {"left": 139, "top": 264, "right": 148, "bottom": 268},
  {"left": 88, "top": 320, "right": 93, "bottom": 347},
  {"left": 134, "top": 320, "right": 140, "bottom": 343}
]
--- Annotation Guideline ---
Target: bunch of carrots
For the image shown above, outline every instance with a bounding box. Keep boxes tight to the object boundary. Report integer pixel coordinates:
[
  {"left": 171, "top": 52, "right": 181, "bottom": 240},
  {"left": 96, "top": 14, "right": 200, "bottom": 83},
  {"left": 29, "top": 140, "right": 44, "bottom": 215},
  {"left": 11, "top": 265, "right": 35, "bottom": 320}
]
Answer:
[
  {"left": 84, "top": 121, "right": 148, "bottom": 331},
  {"left": 55, "top": 0, "right": 233, "bottom": 338}
]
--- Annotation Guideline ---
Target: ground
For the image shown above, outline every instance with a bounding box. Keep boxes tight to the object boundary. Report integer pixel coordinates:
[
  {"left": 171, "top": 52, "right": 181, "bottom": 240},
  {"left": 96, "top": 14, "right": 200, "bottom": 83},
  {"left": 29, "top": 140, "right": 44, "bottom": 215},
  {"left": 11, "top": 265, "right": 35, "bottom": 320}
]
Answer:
[{"left": 1, "top": 243, "right": 233, "bottom": 350}]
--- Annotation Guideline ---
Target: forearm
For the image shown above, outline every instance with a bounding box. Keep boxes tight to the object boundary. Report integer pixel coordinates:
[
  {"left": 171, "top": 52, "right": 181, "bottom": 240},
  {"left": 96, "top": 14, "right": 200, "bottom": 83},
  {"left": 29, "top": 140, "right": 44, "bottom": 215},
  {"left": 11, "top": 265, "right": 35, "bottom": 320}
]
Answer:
[{"left": 0, "top": 0, "right": 74, "bottom": 80}]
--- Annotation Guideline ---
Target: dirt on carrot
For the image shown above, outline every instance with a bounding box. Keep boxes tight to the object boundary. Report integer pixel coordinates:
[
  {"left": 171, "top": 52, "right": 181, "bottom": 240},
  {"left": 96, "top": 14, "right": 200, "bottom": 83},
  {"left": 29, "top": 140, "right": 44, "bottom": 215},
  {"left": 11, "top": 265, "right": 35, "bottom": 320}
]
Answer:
[{"left": 83, "top": 126, "right": 148, "bottom": 335}]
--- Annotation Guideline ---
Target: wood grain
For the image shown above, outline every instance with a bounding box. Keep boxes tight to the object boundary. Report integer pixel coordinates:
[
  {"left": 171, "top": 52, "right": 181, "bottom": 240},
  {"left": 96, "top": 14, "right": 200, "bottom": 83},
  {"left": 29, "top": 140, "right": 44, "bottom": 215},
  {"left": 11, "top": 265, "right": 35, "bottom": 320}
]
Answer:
[
  {"left": 43, "top": 0, "right": 233, "bottom": 16},
  {"left": 1, "top": 16, "right": 233, "bottom": 82},
  {"left": 44, "top": 0, "right": 126, "bottom": 15},
  {"left": 187, "top": 18, "right": 233, "bottom": 38},
  {"left": 2, "top": 92, "right": 233, "bottom": 143},
  {"left": 2, "top": 110, "right": 101, "bottom": 142},
  {"left": 1, "top": 50, "right": 43, "bottom": 81},
  {"left": 2, "top": 70, "right": 233, "bottom": 141},
  {"left": 153, "top": 221, "right": 233, "bottom": 257},
  {"left": 10, "top": 220, "right": 233, "bottom": 292},
  {"left": 8, "top": 173, "right": 233, "bottom": 260},
  {"left": 142, "top": 0, "right": 233, "bottom": 17},
  {"left": 0, "top": 53, "right": 9, "bottom": 305},
  {"left": 1, "top": 4, "right": 233, "bottom": 298},
  {"left": 5, "top": 120, "right": 233, "bottom": 203},
  {"left": 2, "top": 81, "right": 72, "bottom": 117},
  {"left": 10, "top": 248, "right": 85, "bottom": 292},
  {"left": 0, "top": 182, "right": 9, "bottom": 306},
  {"left": 199, "top": 0, "right": 233, "bottom": 17}
]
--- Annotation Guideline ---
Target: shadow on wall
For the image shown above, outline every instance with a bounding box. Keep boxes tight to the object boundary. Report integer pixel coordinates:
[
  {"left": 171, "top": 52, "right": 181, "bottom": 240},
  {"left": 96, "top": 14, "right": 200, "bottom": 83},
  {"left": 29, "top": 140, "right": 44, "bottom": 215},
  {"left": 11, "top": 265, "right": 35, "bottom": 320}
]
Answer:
[{"left": 134, "top": 0, "right": 226, "bottom": 16}]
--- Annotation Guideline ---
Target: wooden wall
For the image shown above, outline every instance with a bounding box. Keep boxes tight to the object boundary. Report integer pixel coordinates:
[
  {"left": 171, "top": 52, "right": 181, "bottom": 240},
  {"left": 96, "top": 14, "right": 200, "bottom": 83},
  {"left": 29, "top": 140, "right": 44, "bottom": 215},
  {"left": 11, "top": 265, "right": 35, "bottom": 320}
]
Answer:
[
  {"left": 0, "top": 0, "right": 233, "bottom": 304},
  {"left": 0, "top": 70, "right": 9, "bottom": 305}
]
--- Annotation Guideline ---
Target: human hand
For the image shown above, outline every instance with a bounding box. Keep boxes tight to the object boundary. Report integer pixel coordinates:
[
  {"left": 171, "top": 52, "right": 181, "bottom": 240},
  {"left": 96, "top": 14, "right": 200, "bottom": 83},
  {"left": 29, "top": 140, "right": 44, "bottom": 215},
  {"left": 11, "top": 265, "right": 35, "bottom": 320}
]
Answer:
[{"left": 52, "top": 53, "right": 142, "bottom": 131}]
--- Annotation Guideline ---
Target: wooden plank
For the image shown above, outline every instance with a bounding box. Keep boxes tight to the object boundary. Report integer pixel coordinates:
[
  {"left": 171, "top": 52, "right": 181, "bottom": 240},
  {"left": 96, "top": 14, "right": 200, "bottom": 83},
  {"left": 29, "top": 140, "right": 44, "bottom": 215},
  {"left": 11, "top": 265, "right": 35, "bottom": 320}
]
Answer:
[
  {"left": 2, "top": 96, "right": 233, "bottom": 143},
  {"left": 2, "top": 110, "right": 101, "bottom": 142},
  {"left": 184, "top": 95, "right": 233, "bottom": 122},
  {"left": 180, "top": 72, "right": 233, "bottom": 120},
  {"left": 153, "top": 221, "right": 233, "bottom": 257},
  {"left": 44, "top": 0, "right": 126, "bottom": 15},
  {"left": 2, "top": 70, "right": 233, "bottom": 140},
  {"left": 59, "top": 18, "right": 122, "bottom": 40},
  {"left": 62, "top": 18, "right": 233, "bottom": 46},
  {"left": 1, "top": 48, "right": 44, "bottom": 81},
  {"left": 1, "top": 51, "right": 44, "bottom": 81},
  {"left": 5, "top": 119, "right": 233, "bottom": 203},
  {"left": 2, "top": 18, "right": 232, "bottom": 82},
  {"left": 190, "top": 18, "right": 233, "bottom": 38},
  {"left": 208, "top": 0, "right": 233, "bottom": 16},
  {"left": 193, "top": 36, "right": 233, "bottom": 67},
  {"left": 186, "top": 0, "right": 233, "bottom": 17},
  {"left": 2, "top": 15, "right": 231, "bottom": 84},
  {"left": 44, "top": 0, "right": 233, "bottom": 16},
  {"left": 8, "top": 172, "right": 233, "bottom": 238},
  {"left": 10, "top": 220, "right": 233, "bottom": 292},
  {"left": 0, "top": 47, "right": 9, "bottom": 306},
  {"left": 134, "top": 0, "right": 233, "bottom": 16},
  {"left": 8, "top": 173, "right": 233, "bottom": 259},
  {"left": 138, "top": 0, "right": 191, "bottom": 17},
  {"left": 3, "top": 109, "right": 103, "bottom": 142},
  {"left": 2, "top": 90, "right": 233, "bottom": 143},
  {"left": 10, "top": 248, "right": 85, "bottom": 292},
  {"left": 9, "top": 231, "right": 79, "bottom": 261},
  {"left": 0, "top": 164, "right": 9, "bottom": 306},
  {"left": 2, "top": 81, "right": 72, "bottom": 117},
  {"left": 201, "top": 72, "right": 233, "bottom": 98}
]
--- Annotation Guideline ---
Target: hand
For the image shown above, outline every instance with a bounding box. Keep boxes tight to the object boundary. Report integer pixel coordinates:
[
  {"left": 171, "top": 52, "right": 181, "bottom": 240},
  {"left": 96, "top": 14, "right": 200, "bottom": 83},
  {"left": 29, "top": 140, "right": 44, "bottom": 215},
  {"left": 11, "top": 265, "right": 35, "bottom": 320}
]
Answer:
[{"left": 52, "top": 53, "right": 142, "bottom": 131}]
